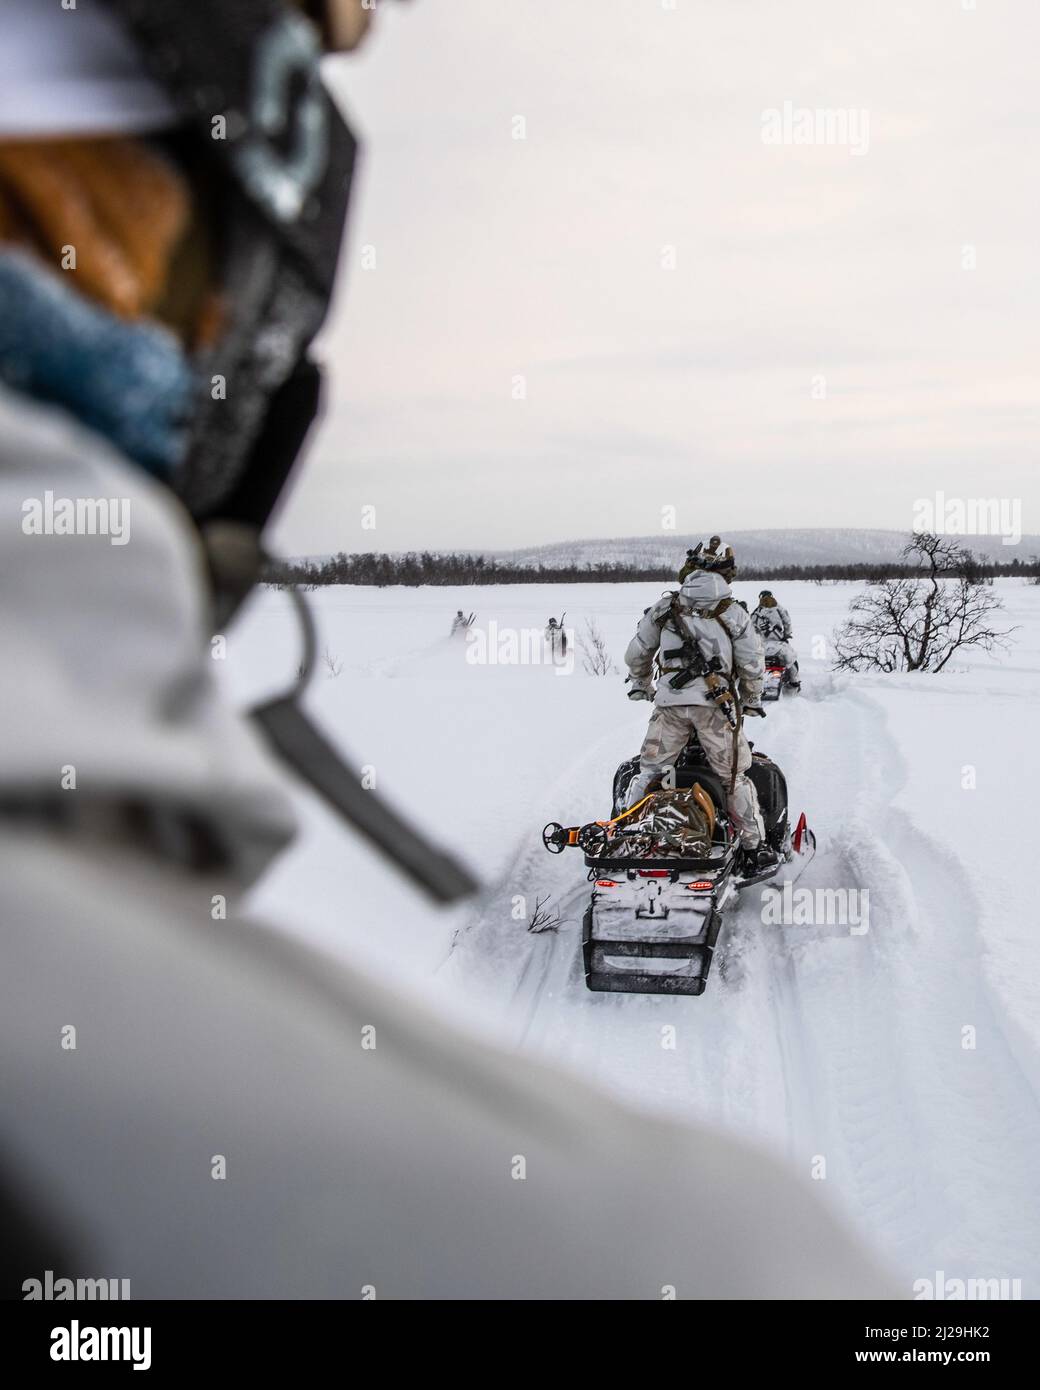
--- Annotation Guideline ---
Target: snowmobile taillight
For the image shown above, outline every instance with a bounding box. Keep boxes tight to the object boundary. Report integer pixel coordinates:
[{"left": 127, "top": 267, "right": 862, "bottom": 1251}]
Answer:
[
  {"left": 595, "top": 879, "right": 619, "bottom": 888},
  {"left": 637, "top": 869, "right": 671, "bottom": 877},
  {"left": 686, "top": 880, "right": 714, "bottom": 892}
]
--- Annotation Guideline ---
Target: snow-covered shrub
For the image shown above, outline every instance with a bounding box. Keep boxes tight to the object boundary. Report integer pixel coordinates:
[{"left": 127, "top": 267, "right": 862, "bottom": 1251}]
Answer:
[{"left": 579, "top": 618, "right": 617, "bottom": 676}]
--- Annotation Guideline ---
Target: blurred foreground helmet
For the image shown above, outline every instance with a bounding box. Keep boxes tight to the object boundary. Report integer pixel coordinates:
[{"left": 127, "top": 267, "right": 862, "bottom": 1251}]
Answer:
[{"left": 1, "top": 0, "right": 358, "bottom": 528}]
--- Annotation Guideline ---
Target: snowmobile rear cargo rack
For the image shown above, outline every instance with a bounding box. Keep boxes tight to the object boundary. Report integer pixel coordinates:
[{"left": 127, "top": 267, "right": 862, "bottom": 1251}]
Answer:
[
  {"left": 583, "top": 853, "right": 723, "bottom": 873},
  {"left": 583, "top": 902, "right": 723, "bottom": 996},
  {"left": 544, "top": 762, "right": 814, "bottom": 998}
]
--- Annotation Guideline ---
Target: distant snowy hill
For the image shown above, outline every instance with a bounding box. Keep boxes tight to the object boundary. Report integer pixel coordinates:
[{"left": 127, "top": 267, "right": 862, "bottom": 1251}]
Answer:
[
  {"left": 295, "top": 528, "right": 1039, "bottom": 571},
  {"left": 493, "top": 528, "right": 1040, "bottom": 570}
]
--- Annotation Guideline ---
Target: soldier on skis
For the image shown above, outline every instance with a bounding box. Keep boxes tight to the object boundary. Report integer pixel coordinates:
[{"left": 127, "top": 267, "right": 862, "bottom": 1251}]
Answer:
[
  {"left": 544, "top": 614, "right": 567, "bottom": 660},
  {"left": 623, "top": 569, "right": 777, "bottom": 872}
]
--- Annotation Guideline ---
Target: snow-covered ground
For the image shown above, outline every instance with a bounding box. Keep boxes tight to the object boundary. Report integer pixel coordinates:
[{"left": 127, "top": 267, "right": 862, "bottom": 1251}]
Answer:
[{"left": 222, "top": 578, "right": 1040, "bottom": 1296}]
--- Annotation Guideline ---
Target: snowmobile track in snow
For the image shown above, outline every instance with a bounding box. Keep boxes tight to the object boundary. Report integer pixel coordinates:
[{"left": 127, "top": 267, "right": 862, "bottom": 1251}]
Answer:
[{"left": 481, "top": 681, "right": 1040, "bottom": 1289}]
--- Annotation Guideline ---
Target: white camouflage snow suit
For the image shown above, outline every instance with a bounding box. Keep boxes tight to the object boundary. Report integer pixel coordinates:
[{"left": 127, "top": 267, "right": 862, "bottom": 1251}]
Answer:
[
  {"left": 751, "top": 599, "right": 799, "bottom": 681},
  {"left": 624, "top": 571, "right": 766, "bottom": 846}
]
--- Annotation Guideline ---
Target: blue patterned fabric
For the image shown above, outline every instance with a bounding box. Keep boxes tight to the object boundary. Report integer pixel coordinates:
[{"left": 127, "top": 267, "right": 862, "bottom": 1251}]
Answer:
[{"left": 0, "top": 249, "right": 193, "bottom": 474}]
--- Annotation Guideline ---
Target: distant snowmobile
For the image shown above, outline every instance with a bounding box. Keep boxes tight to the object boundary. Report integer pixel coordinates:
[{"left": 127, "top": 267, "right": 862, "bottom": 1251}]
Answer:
[
  {"left": 752, "top": 591, "right": 800, "bottom": 700},
  {"left": 543, "top": 731, "right": 814, "bottom": 996},
  {"left": 762, "top": 645, "right": 799, "bottom": 702}
]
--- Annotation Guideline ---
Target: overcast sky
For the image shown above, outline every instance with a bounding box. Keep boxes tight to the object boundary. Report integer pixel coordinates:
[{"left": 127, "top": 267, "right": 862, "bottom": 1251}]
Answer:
[{"left": 273, "top": 0, "right": 1039, "bottom": 555}]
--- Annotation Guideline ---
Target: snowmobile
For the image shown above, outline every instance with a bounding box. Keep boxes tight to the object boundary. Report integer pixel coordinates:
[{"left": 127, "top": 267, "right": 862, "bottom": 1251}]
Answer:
[
  {"left": 762, "top": 645, "right": 798, "bottom": 702},
  {"left": 542, "top": 732, "right": 814, "bottom": 996}
]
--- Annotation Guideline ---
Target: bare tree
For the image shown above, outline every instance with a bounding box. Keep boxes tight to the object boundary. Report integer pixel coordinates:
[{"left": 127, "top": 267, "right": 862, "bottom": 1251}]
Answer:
[
  {"left": 579, "top": 618, "right": 617, "bottom": 676},
  {"left": 322, "top": 646, "right": 344, "bottom": 678},
  {"left": 527, "top": 893, "right": 563, "bottom": 934},
  {"left": 833, "top": 532, "right": 1014, "bottom": 673}
]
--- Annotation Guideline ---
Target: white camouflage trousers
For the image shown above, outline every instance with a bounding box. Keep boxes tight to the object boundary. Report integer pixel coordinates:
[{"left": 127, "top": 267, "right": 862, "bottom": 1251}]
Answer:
[{"left": 625, "top": 703, "right": 766, "bottom": 847}]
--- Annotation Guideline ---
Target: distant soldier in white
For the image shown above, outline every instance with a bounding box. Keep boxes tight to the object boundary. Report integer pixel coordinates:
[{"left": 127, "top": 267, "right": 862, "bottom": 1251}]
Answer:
[
  {"left": 544, "top": 613, "right": 567, "bottom": 661},
  {"left": 751, "top": 590, "right": 800, "bottom": 688},
  {"left": 451, "top": 609, "right": 475, "bottom": 637},
  {"left": 623, "top": 569, "right": 777, "bottom": 873}
]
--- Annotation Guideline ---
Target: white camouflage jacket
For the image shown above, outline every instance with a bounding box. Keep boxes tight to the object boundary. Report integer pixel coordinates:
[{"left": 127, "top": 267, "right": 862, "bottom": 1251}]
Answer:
[
  {"left": 626, "top": 574, "right": 764, "bottom": 708},
  {"left": 751, "top": 603, "right": 792, "bottom": 643}
]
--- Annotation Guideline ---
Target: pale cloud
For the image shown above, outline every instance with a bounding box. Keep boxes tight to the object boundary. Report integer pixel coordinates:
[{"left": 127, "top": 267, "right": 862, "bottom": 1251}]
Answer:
[{"left": 273, "top": 0, "right": 1040, "bottom": 555}]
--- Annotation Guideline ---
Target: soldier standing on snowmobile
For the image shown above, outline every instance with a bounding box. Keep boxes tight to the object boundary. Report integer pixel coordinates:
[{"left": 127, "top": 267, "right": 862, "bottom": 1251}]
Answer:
[
  {"left": 679, "top": 534, "right": 736, "bottom": 584},
  {"left": 624, "top": 570, "right": 776, "bottom": 871},
  {"left": 751, "top": 590, "right": 800, "bottom": 688}
]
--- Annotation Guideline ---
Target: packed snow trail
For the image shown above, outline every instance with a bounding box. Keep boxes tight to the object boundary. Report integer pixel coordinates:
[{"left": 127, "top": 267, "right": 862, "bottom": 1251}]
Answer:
[
  {"left": 456, "top": 678, "right": 1040, "bottom": 1291},
  {"left": 228, "top": 580, "right": 1040, "bottom": 1292}
]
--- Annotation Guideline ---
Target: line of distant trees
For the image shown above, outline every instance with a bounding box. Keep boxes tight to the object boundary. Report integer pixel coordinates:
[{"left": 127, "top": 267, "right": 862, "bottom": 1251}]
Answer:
[{"left": 265, "top": 550, "right": 1040, "bottom": 588}]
